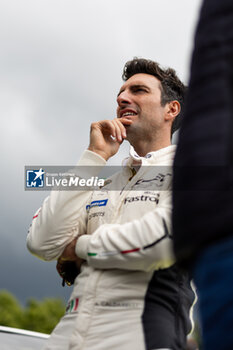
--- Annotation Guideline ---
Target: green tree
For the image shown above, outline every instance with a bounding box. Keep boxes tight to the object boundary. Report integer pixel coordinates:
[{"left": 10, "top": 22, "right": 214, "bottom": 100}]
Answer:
[
  {"left": 0, "top": 290, "right": 66, "bottom": 334},
  {"left": 22, "top": 298, "right": 65, "bottom": 333},
  {"left": 0, "top": 290, "right": 24, "bottom": 328}
]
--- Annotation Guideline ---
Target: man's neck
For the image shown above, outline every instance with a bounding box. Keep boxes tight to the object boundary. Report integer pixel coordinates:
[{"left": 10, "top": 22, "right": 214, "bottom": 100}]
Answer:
[{"left": 132, "top": 139, "right": 172, "bottom": 157}]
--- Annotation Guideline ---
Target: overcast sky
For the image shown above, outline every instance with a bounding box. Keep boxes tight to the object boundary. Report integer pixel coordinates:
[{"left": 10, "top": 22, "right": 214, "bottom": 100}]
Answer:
[{"left": 0, "top": 0, "right": 202, "bottom": 305}]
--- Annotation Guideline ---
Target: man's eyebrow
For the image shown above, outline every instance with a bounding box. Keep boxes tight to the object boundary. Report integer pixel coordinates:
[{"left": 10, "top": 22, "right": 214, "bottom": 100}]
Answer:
[{"left": 117, "top": 84, "right": 150, "bottom": 97}]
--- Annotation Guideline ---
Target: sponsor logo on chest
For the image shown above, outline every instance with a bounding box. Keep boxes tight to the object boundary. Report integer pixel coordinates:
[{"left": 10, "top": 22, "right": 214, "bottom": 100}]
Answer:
[
  {"left": 86, "top": 199, "right": 108, "bottom": 212},
  {"left": 124, "top": 193, "right": 160, "bottom": 204}
]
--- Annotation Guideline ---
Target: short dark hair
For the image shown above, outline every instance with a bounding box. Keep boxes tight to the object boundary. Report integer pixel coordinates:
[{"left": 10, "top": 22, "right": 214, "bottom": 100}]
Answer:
[{"left": 122, "top": 58, "right": 186, "bottom": 135}]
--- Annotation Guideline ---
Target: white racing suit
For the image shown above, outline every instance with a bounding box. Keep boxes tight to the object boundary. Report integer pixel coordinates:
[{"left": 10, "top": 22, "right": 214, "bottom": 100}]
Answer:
[{"left": 27, "top": 145, "right": 194, "bottom": 350}]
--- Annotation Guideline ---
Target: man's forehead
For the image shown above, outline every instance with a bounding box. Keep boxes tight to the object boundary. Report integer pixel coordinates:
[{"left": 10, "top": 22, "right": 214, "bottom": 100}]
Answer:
[{"left": 119, "top": 73, "right": 161, "bottom": 92}]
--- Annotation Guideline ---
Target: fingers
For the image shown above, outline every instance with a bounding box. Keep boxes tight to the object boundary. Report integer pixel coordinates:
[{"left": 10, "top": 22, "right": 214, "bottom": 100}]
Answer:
[
  {"left": 92, "top": 118, "right": 132, "bottom": 143},
  {"left": 56, "top": 258, "right": 81, "bottom": 287},
  {"left": 94, "top": 120, "right": 117, "bottom": 139},
  {"left": 56, "top": 258, "right": 65, "bottom": 279},
  {"left": 112, "top": 117, "right": 133, "bottom": 142},
  {"left": 112, "top": 119, "right": 125, "bottom": 142}
]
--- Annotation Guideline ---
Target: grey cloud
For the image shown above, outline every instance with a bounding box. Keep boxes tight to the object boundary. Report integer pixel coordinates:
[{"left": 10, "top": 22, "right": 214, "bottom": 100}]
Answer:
[{"left": 0, "top": 0, "right": 202, "bottom": 304}]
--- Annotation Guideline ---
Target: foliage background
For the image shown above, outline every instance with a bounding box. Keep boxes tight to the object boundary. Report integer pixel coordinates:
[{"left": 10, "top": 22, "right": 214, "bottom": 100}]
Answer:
[{"left": 0, "top": 290, "right": 65, "bottom": 334}]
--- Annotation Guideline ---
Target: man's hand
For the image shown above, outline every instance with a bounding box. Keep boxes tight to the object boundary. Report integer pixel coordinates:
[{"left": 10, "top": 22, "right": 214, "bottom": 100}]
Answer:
[
  {"left": 56, "top": 238, "right": 84, "bottom": 286},
  {"left": 59, "top": 238, "right": 78, "bottom": 262},
  {"left": 88, "top": 118, "right": 132, "bottom": 160}
]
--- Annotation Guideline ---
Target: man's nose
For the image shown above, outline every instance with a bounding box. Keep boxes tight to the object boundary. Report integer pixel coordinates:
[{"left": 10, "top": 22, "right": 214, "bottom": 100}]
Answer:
[{"left": 117, "top": 90, "right": 132, "bottom": 106}]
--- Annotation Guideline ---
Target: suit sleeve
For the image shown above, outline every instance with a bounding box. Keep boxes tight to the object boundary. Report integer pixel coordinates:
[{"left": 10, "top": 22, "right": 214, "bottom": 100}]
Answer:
[
  {"left": 26, "top": 150, "right": 106, "bottom": 261},
  {"left": 75, "top": 191, "right": 175, "bottom": 271}
]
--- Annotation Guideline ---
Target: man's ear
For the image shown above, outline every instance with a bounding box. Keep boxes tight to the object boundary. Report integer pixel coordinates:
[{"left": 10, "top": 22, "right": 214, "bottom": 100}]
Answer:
[{"left": 165, "top": 101, "right": 181, "bottom": 122}]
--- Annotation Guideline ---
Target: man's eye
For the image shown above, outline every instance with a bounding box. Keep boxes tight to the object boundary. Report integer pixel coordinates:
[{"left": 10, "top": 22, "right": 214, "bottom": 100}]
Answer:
[{"left": 134, "top": 88, "right": 146, "bottom": 93}]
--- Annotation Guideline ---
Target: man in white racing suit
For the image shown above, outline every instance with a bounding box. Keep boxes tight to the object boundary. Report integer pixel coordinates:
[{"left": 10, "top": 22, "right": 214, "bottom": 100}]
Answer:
[{"left": 27, "top": 58, "right": 195, "bottom": 350}]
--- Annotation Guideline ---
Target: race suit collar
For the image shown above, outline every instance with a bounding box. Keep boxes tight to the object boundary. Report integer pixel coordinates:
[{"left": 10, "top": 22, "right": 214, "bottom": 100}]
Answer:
[{"left": 123, "top": 145, "right": 176, "bottom": 167}]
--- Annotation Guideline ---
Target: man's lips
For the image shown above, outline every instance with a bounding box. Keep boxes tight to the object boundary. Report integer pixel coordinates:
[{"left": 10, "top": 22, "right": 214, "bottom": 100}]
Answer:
[{"left": 119, "top": 108, "right": 138, "bottom": 119}]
